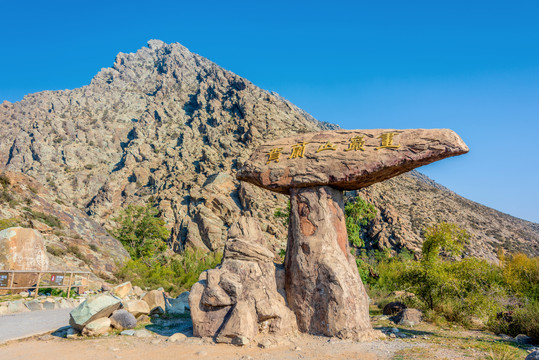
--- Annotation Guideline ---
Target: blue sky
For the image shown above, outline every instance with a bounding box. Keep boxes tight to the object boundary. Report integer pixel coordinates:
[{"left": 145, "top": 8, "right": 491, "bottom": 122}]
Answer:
[{"left": 1, "top": 1, "right": 538, "bottom": 223}]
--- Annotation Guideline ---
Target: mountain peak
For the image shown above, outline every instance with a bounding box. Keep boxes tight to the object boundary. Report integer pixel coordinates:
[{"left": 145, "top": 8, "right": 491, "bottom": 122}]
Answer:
[{"left": 0, "top": 41, "right": 536, "bottom": 273}]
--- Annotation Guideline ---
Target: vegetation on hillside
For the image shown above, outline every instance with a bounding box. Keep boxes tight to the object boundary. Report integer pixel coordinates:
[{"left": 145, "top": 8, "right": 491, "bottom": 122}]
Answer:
[
  {"left": 332, "top": 195, "right": 538, "bottom": 342},
  {"left": 354, "top": 221, "right": 539, "bottom": 341},
  {"left": 112, "top": 204, "right": 222, "bottom": 296},
  {"left": 345, "top": 195, "right": 377, "bottom": 249}
]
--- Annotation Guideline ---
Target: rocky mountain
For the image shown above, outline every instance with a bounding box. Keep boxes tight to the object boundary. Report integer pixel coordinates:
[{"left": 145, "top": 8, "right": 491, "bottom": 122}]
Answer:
[
  {"left": 0, "top": 40, "right": 537, "bottom": 267},
  {"left": 0, "top": 171, "right": 128, "bottom": 277},
  {"left": 357, "top": 171, "right": 539, "bottom": 261}
]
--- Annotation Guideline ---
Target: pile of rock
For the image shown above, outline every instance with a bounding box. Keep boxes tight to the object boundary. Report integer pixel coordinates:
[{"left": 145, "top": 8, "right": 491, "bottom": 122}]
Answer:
[
  {"left": 189, "top": 217, "right": 297, "bottom": 345},
  {"left": 68, "top": 281, "right": 189, "bottom": 337},
  {"left": 0, "top": 295, "right": 83, "bottom": 315}
]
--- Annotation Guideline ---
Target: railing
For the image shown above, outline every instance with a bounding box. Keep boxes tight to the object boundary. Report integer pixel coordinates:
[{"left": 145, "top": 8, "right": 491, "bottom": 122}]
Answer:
[{"left": 0, "top": 270, "right": 91, "bottom": 298}]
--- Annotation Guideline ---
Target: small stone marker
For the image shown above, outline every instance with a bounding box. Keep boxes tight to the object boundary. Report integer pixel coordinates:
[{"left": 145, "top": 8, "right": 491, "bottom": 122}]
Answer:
[{"left": 237, "top": 128, "right": 468, "bottom": 339}]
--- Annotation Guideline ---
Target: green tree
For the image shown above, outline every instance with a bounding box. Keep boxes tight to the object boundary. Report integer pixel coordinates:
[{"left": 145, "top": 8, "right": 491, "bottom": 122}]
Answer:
[
  {"left": 111, "top": 204, "right": 169, "bottom": 259},
  {"left": 401, "top": 222, "right": 471, "bottom": 310},
  {"left": 345, "top": 195, "right": 377, "bottom": 248},
  {"left": 421, "top": 222, "right": 470, "bottom": 263}
]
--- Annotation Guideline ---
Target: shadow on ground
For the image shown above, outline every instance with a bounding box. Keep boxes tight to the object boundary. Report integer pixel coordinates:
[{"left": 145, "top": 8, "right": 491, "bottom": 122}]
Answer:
[{"left": 145, "top": 315, "right": 193, "bottom": 337}]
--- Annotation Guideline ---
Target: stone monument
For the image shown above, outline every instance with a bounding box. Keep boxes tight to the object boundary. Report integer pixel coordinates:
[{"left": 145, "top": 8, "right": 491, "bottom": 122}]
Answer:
[{"left": 236, "top": 129, "right": 468, "bottom": 339}]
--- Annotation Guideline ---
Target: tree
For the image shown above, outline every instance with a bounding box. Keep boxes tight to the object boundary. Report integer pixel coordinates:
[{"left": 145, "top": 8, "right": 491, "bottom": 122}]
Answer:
[
  {"left": 111, "top": 204, "right": 169, "bottom": 259},
  {"left": 402, "top": 222, "right": 471, "bottom": 309},
  {"left": 345, "top": 195, "right": 377, "bottom": 248},
  {"left": 421, "top": 222, "right": 470, "bottom": 263}
]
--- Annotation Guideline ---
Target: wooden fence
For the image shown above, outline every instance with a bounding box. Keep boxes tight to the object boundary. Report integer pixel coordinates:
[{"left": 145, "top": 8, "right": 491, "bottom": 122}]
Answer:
[{"left": 0, "top": 270, "right": 91, "bottom": 298}]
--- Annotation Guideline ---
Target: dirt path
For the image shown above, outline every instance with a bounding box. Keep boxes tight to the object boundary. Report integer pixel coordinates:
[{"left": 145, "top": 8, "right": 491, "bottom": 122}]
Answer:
[
  {"left": 0, "top": 334, "right": 418, "bottom": 360},
  {"left": 0, "top": 314, "right": 532, "bottom": 359},
  {"left": 0, "top": 308, "right": 71, "bottom": 344}
]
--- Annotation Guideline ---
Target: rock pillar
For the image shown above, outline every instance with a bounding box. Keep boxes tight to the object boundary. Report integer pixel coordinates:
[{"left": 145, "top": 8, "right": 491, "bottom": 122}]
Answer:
[
  {"left": 233, "top": 128, "right": 468, "bottom": 340},
  {"left": 285, "top": 186, "right": 373, "bottom": 339}
]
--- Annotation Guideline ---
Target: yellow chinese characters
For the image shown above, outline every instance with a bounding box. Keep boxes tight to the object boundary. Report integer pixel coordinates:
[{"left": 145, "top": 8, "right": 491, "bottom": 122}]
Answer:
[
  {"left": 344, "top": 135, "right": 365, "bottom": 151},
  {"left": 289, "top": 142, "right": 309, "bottom": 159},
  {"left": 316, "top": 141, "right": 337, "bottom": 153},
  {"left": 266, "top": 147, "right": 283, "bottom": 164},
  {"left": 375, "top": 132, "right": 401, "bottom": 150}
]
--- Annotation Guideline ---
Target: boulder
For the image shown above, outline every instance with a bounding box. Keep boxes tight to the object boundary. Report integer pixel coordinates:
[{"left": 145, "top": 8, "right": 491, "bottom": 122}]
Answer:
[
  {"left": 526, "top": 350, "right": 539, "bottom": 360},
  {"left": 8, "top": 300, "right": 30, "bottom": 313},
  {"left": 394, "top": 308, "right": 423, "bottom": 326},
  {"left": 514, "top": 334, "right": 534, "bottom": 344},
  {"left": 112, "top": 281, "right": 132, "bottom": 298},
  {"left": 177, "top": 291, "right": 190, "bottom": 309},
  {"left": 132, "top": 286, "right": 144, "bottom": 297},
  {"left": 237, "top": 129, "right": 469, "bottom": 194},
  {"left": 190, "top": 216, "right": 297, "bottom": 344},
  {"left": 82, "top": 317, "right": 111, "bottom": 336},
  {"left": 69, "top": 294, "right": 122, "bottom": 331},
  {"left": 142, "top": 290, "right": 165, "bottom": 313},
  {"left": 0, "top": 227, "right": 49, "bottom": 290},
  {"left": 168, "top": 333, "right": 187, "bottom": 342},
  {"left": 123, "top": 299, "right": 150, "bottom": 317},
  {"left": 109, "top": 309, "right": 137, "bottom": 330},
  {"left": 150, "top": 306, "right": 165, "bottom": 316},
  {"left": 25, "top": 299, "right": 44, "bottom": 311},
  {"left": 383, "top": 301, "right": 407, "bottom": 316},
  {"left": 43, "top": 298, "right": 57, "bottom": 310},
  {"left": 165, "top": 296, "right": 185, "bottom": 316},
  {"left": 57, "top": 298, "right": 72, "bottom": 309}
]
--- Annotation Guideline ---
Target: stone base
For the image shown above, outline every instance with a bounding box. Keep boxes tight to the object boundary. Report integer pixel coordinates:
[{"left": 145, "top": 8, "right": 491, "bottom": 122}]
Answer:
[
  {"left": 189, "top": 217, "right": 297, "bottom": 343},
  {"left": 285, "top": 186, "right": 373, "bottom": 338}
]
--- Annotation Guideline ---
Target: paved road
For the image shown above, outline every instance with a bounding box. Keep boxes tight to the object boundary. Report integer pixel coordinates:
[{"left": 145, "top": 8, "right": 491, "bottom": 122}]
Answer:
[{"left": 0, "top": 308, "right": 72, "bottom": 343}]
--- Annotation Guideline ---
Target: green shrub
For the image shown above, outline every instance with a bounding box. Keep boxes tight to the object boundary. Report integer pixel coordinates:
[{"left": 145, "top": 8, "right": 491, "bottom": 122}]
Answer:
[
  {"left": 345, "top": 195, "right": 377, "bottom": 248},
  {"left": 111, "top": 204, "right": 169, "bottom": 259},
  {"left": 116, "top": 249, "right": 222, "bottom": 296},
  {"left": 0, "top": 218, "right": 21, "bottom": 231},
  {"left": 488, "top": 300, "right": 539, "bottom": 339},
  {"left": 67, "top": 244, "right": 90, "bottom": 264},
  {"left": 0, "top": 174, "right": 9, "bottom": 187},
  {"left": 499, "top": 251, "right": 539, "bottom": 300},
  {"left": 274, "top": 201, "right": 291, "bottom": 226},
  {"left": 27, "top": 210, "right": 62, "bottom": 228},
  {"left": 46, "top": 245, "right": 67, "bottom": 257}
]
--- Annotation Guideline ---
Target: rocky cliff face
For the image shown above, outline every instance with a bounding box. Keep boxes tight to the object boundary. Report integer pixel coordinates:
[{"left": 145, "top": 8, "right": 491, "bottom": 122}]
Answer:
[
  {"left": 0, "top": 40, "right": 537, "bottom": 264},
  {"left": 0, "top": 171, "right": 128, "bottom": 277},
  {"left": 357, "top": 171, "right": 539, "bottom": 261}
]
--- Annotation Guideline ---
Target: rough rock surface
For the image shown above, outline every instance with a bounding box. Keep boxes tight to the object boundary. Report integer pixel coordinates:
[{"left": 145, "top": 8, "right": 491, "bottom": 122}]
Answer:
[
  {"left": 394, "top": 308, "right": 423, "bottom": 326},
  {"left": 123, "top": 299, "right": 150, "bottom": 318},
  {"left": 0, "top": 40, "right": 536, "bottom": 265},
  {"left": 0, "top": 40, "right": 334, "bottom": 257},
  {"left": 0, "top": 227, "right": 49, "bottom": 289},
  {"left": 82, "top": 317, "right": 111, "bottom": 336},
  {"left": 164, "top": 296, "right": 186, "bottom": 316},
  {"left": 285, "top": 186, "right": 377, "bottom": 339},
  {"left": 357, "top": 171, "right": 539, "bottom": 261},
  {"left": 189, "top": 216, "right": 297, "bottom": 343},
  {"left": 142, "top": 290, "right": 165, "bottom": 313},
  {"left": 112, "top": 281, "right": 132, "bottom": 298},
  {"left": 69, "top": 294, "right": 122, "bottom": 331},
  {"left": 237, "top": 129, "right": 468, "bottom": 193},
  {"left": 383, "top": 302, "right": 407, "bottom": 316},
  {"left": 109, "top": 309, "right": 137, "bottom": 330},
  {"left": 0, "top": 171, "right": 129, "bottom": 277}
]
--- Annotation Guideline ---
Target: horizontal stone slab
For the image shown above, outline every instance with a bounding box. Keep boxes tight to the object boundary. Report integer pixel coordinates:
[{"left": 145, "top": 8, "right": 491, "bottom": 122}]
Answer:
[{"left": 237, "top": 129, "right": 468, "bottom": 193}]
